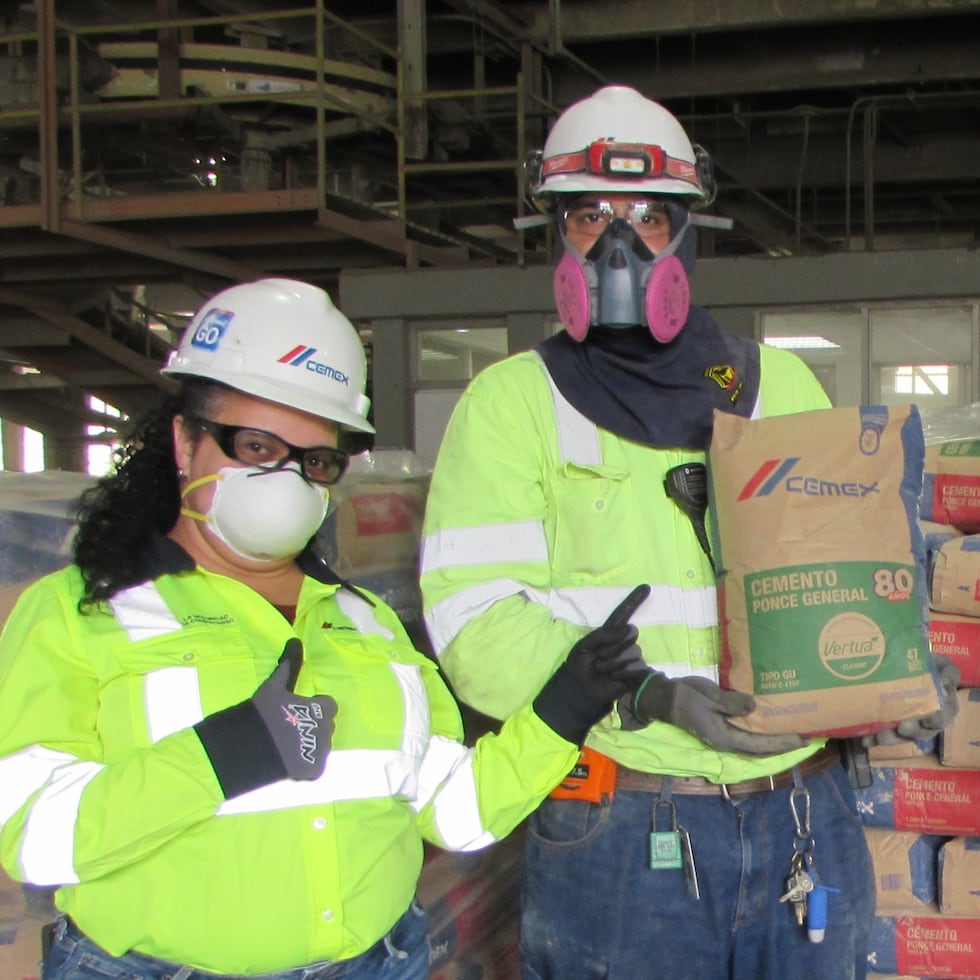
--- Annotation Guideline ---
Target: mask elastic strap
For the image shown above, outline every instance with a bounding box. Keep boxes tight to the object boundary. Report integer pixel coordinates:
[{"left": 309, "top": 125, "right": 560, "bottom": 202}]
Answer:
[{"left": 179, "top": 472, "right": 219, "bottom": 522}]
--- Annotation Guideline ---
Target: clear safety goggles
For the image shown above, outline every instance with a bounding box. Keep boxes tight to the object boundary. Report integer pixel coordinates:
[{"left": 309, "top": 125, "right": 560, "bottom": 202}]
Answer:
[
  {"left": 561, "top": 198, "right": 671, "bottom": 243},
  {"left": 194, "top": 418, "right": 349, "bottom": 485}
]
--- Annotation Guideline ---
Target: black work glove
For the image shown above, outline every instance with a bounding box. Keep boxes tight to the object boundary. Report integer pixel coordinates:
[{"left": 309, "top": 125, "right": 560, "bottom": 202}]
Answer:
[
  {"left": 624, "top": 673, "right": 809, "bottom": 757},
  {"left": 534, "top": 585, "right": 651, "bottom": 744},
  {"left": 861, "top": 653, "right": 961, "bottom": 747},
  {"left": 195, "top": 638, "right": 337, "bottom": 799}
]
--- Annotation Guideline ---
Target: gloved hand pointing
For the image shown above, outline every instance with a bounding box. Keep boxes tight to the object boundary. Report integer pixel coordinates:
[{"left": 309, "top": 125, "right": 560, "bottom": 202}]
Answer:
[
  {"left": 534, "top": 584, "right": 651, "bottom": 744},
  {"left": 625, "top": 672, "right": 809, "bottom": 757},
  {"left": 195, "top": 638, "right": 337, "bottom": 799}
]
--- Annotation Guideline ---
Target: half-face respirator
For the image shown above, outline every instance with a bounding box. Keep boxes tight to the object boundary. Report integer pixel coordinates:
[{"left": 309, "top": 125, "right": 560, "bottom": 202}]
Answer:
[{"left": 554, "top": 210, "right": 692, "bottom": 344}]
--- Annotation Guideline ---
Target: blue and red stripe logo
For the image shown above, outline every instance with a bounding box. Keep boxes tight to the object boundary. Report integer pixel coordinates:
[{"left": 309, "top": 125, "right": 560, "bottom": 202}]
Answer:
[
  {"left": 276, "top": 345, "right": 350, "bottom": 385},
  {"left": 737, "top": 458, "right": 801, "bottom": 500},
  {"left": 278, "top": 345, "right": 317, "bottom": 366}
]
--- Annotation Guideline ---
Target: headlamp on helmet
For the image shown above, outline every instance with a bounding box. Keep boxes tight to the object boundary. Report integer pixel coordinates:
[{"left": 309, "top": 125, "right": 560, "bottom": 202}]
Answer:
[{"left": 543, "top": 139, "right": 700, "bottom": 188}]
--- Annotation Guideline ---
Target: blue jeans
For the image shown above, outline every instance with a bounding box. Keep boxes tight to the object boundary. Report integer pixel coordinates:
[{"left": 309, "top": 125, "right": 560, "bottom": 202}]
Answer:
[
  {"left": 41, "top": 902, "right": 430, "bottom": 980},
  {"left": 521, "top": 763, "right": 875, "bottom": 980}
]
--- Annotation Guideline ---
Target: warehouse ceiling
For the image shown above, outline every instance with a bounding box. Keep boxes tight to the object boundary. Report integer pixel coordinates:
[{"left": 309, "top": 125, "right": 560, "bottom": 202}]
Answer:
[{"left": 0, "top": 0, "right": 978, "bottom": 454}]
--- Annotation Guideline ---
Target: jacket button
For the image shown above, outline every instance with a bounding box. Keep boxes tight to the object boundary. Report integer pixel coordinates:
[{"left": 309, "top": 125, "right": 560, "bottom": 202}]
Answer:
[
  {"left": 321, "top": 909, "right": 334, "bottom": 921},
  {"left": 313, "top": 817, "right": 327, "bottom": 830}
]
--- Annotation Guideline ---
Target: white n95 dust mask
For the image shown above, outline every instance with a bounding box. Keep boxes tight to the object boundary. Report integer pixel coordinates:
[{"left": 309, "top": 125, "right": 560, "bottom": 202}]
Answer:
[{"left": 181, "top": 464, "right": 330, "bottom": 561}]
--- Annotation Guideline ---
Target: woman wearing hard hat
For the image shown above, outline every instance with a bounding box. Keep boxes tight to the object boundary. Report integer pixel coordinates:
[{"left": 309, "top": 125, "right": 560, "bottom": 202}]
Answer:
[{"left": 0, "top": 277, "right": 648, "bottom": 979}]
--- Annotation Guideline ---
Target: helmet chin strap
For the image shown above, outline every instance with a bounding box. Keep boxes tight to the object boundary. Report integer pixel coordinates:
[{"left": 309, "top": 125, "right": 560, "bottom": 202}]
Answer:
[{"left": 554, "top": 212, "right": 692, "bottom": 343}]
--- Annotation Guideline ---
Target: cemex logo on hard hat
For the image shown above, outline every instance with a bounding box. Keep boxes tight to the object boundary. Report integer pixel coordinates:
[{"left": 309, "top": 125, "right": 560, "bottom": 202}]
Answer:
[{"left": 278, "top": 345, "right": 350, "bottom": 385}]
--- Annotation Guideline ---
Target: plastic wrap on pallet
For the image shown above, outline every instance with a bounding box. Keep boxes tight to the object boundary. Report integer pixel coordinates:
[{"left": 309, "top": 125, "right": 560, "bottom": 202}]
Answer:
[
  {"left": 0, "top": 471, "right": 95, "bottom": 631},
  {"left": 920, "top": 402, "right": 980, "bottom": 447},
  {"left": 312, "top": 449, "right": 431, "bottom": 646}
]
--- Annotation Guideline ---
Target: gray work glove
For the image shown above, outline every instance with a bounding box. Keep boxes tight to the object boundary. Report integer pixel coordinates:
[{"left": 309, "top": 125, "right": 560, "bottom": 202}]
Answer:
[
  {"left": 195, "top": 638, "right": 337, "bottom": 798},
  {"left": 861, "top": 653, "right": 961, "bottom": 747},
  {"left": 623, "top": 672, "right": 809, "bottom": 757},
  {"left": 534, "top": 585, "right": 651, "bottom": 745}
]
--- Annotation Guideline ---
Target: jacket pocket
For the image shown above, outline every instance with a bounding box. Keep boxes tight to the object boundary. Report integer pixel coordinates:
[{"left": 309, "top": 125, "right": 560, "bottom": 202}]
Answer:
[
  {"left": 551, "top": 462, "right": 634, "bottom": 582},
  {"left": 98, "top": 628, "right": 265, "bottom": 750}
]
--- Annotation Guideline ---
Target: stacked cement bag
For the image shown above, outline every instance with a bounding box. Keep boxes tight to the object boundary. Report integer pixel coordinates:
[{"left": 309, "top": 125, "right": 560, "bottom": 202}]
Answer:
[{"left": 856, "top": 418, "right": 980, "bottom": 979}]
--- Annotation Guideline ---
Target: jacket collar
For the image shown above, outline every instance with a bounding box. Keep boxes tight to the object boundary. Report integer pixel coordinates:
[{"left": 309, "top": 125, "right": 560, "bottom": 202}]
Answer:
[{"left": 142, "top": 532, "right": 373, "bottom": 604}]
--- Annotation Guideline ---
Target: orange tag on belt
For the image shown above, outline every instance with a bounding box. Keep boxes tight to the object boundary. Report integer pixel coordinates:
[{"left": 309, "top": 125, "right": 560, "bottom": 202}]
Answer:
[{"left": 550, "top": 747, "right": 617, "bottom": 803}]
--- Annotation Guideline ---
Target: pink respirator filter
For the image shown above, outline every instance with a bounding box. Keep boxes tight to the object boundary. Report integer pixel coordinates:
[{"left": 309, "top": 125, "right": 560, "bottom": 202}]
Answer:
[
  {"left": 553, "top": 251, "right": 592, "bottom": 341},
  {"left": 644, "top": 255, "right": 690, "bottom": 343}
]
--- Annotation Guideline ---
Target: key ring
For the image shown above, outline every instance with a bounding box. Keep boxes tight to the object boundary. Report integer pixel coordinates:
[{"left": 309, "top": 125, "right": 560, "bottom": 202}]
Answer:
[{"left": 790, "top": 784, "right": 814, "bottom": 852}]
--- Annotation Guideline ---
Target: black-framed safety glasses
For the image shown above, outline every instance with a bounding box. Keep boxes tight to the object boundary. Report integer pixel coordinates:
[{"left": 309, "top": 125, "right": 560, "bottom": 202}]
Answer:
[{"left": 193, "top": 418, "right": 349, "bottom": 485}]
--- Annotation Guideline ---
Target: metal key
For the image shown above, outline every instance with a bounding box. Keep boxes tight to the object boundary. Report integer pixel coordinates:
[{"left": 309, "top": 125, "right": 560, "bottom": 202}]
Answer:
[
  {"left": 779, "top": 851, "right": 814, "bottom": 925},
  {"left": 678, "top": 824, "right": 700, "bottom": 900}
]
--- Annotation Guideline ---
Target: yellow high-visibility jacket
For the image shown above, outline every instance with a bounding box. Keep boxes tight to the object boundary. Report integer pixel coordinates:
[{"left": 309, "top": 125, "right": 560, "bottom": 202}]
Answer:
[
  {"left": 0, "top": 538, "right": 577, "bottom": 975},
  {"left": 421, "top": 342, "right": 831, "bottom": 783}
]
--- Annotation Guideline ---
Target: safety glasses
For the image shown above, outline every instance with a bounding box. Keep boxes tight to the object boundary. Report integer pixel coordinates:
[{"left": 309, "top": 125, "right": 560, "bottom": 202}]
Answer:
[
  {"left": 193, "top": 418, "right": 349, "bottom": 485},
  {"left": 561, "top": 198, "right": 671, "bottom": 242}
]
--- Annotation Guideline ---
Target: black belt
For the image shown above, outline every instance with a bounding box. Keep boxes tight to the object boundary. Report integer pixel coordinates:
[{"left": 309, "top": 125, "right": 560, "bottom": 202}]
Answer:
[{"left": 615, "top": 743, "right": 840, "bottom": 799}]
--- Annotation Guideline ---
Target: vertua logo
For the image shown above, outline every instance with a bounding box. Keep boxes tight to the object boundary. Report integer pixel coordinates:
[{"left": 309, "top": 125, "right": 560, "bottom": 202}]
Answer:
[{"left": 278, "top": 345, "right": 350, "bottom": 385}]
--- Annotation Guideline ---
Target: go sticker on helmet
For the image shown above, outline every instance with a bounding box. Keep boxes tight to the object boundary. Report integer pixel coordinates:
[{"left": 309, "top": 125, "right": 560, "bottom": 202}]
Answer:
[{"left": 190, "top": 308, "right": 234, "bottom": 351}]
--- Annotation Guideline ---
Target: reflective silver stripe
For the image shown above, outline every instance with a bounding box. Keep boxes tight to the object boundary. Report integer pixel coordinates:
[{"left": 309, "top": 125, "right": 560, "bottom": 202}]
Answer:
[
  {"left": 425, "top": 577, "right": 534, "bottom": 657},
  {"left": 539, "top": 355, "right": 603, "bottom": 465},
  {"left": 20, "top": 759, "right": 104, "bottom": 884},
  {"left": 109, "top": 582, "right": 182, "bottom": 642},
  {"left": 420, "top": 522, "right": 548, "bottom": 574},
  {"left": 0, "top": 745, "right": 77, "bottom": 825},
  {"left": 335, "top": 590, "right": 395, "bottom": 640},
  {"left": 657, "top": 663, "right": 719, "bottom": 683},
  {"left": 145, "top": 668, "right": 204, "bottom": 743},
  {"left": 426, "top": 579, "right": 717, "bottom": 658},
  {"left": 220, "top": 661, "right": 431, "bottom": 816},
  {"left": 216, "top": 747, "right": 424, "bottom": 815},
  {"left": 751, "top": 389, "right": 763, "bottom": 419},
  {"left": 425, "top": 737, "right": 494, "bottom": 851},
  {"left": 412, "top": 735, "right": 469, "bottom": 812},
  {"left": 547, "top": 583, "right": 717, "bottom": 630}
]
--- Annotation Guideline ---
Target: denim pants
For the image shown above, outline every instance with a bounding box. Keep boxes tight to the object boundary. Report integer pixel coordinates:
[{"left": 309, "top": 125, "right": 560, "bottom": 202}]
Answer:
[
  {"left": 41, "top": 902, "right": 430, "bottom": 980},
  {"left": 520, "top": 762, "right": 875, "bottom": 980}
]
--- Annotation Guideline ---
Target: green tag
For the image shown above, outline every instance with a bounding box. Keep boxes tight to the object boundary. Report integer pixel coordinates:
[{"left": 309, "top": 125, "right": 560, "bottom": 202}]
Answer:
[{"left": 650, "top": 831, "right": 684, "bottom": 870}]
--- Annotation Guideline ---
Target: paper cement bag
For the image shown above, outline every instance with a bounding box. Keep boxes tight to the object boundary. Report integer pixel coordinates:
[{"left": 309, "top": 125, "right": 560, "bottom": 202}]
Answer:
[
  {"left": 930, "top": 534, "right": 980, "bottom": 618},
  {"left": 710, "top": 404, "right": 940, "bottom": 737},
  {"left": 921, "top": 439, "right": 980, "bottom": 533}
]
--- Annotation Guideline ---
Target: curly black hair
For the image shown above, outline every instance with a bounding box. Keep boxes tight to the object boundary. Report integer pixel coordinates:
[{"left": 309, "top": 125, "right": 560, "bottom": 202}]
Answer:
[{"left": 71, "top": 378, "right": 222, "bottom": 608}]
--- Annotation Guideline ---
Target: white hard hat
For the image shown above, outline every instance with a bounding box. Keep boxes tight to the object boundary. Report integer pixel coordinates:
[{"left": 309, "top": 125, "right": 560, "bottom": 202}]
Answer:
[
  {"left": 162, "top": 278, "right": 374, "bottom": 433},
  {"left": 530, "top": 86, "right": 710, "bottom": 209}
]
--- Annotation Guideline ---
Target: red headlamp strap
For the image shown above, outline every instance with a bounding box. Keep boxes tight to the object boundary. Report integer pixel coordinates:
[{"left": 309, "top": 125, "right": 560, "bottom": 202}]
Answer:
[{"left": 542, "top": 140, "right": 699, "bottom": 186}]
